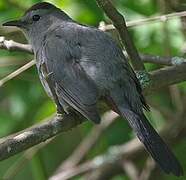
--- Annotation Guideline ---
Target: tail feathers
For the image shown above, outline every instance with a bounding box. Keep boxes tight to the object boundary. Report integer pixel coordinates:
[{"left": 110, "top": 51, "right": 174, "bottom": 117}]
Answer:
[{"left": 120, "top": 108, "right": 183, "bottom": 176}]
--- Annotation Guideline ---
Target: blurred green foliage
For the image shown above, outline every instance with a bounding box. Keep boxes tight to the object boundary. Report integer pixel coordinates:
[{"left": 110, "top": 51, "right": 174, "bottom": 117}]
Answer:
[{"left": 0, "top": 0, "right": 186, "bottom": 179}]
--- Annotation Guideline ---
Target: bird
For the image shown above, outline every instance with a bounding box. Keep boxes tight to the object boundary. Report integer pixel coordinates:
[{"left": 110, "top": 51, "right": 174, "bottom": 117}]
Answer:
[{"left": 3, "top": 2, "right": 183, "bottom": 176}]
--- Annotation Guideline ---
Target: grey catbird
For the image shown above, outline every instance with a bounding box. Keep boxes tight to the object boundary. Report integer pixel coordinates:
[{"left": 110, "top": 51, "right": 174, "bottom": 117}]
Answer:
[{"left": 3, "top": 2, "right": 183, "bottom": 176}]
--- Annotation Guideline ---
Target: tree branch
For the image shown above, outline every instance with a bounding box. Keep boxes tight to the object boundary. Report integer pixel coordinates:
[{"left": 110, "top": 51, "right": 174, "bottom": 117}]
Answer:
[
  {"left": 145, "top": 63, "right": 186, "bottom": 94},
  {"left": 96, "top": 0, "right": 145, "bottom": 71},
  {"left": 0, "top": 113, "right": 85, "bottom": 161},
  {"left": 140, "top": 54, "right": 186, "bottom": 66},
  {"left": 0, "top": 36, "right": 33, "bottom": 54}
]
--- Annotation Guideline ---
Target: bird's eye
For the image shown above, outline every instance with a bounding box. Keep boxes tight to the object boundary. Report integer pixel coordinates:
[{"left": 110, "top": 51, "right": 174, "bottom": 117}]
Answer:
[{"left": 32, "top": 15, "right": 40, "bottom": 21}]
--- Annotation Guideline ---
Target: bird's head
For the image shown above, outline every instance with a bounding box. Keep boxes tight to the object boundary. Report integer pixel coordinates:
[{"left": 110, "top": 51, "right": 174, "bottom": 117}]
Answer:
[{"left": 3, "top": 2, "right": 71, "bottom": 39}]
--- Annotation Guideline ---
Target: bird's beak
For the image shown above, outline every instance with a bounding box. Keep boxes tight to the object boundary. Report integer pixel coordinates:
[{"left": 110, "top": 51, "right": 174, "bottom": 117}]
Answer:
[{"left": 2, "top": 20, "right": 23, "bottom": 27}]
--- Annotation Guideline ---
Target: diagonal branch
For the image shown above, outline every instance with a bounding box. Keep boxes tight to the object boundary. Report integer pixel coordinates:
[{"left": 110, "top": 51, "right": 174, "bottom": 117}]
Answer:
[
  {"left": 0, "top": 60, "right": 35, "bottom": 87},
  {"left": 96, "top": 0, "right": 145, "bottom": 71},
  {"left": 0, "top": 113, "right": 85, "bottom": 161}
]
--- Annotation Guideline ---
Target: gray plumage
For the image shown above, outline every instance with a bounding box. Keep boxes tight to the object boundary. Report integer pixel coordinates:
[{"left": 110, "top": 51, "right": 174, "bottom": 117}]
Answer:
[{"left": 3, "top": 2, "right": 183, "bottom": 176}]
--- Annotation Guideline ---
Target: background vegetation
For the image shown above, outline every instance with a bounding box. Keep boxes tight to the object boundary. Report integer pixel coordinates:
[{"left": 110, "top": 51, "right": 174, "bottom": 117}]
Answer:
[{"left": 0, "top": 0, "right": 186, "bottom": 179}]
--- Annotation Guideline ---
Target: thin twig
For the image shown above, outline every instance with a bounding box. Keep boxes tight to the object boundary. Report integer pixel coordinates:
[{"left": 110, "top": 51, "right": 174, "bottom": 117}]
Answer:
[
  {"left": 0, "top": 60, "right": 35, "bottom": 87},
  {"left": 102, "top": 11, "right": 186, "bottom": 30}
]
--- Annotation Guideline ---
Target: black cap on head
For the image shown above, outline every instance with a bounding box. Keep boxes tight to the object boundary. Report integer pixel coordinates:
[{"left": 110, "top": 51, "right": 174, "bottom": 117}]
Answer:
[{"left": 25, "top": 2, "right": 56, "bottom": 14}]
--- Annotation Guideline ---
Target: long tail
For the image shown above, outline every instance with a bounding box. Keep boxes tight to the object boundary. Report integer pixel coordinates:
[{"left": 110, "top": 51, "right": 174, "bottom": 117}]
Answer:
[{"left": 119, "top": 108, "right": 183, "bottom": 176}]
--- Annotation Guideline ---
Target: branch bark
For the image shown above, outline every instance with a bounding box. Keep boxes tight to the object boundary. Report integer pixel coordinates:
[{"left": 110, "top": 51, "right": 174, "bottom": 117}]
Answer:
[
  {"left": 140, "top": 54, "right": 186, "bottom": 66},
  {"left": 0, "top": 113, "right": 85, "bottom": 161},
  {"left": 0, "top": 36, "right": 32, "bottom": 54},
  {"left": 145, "top": 63, "right": 186, "bottom": 94}
]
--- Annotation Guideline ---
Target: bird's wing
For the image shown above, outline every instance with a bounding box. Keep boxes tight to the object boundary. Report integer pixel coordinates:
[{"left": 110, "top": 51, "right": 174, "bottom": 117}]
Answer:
[{"left": 41, "top": 27, "right": 101, "bottom": 123}]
